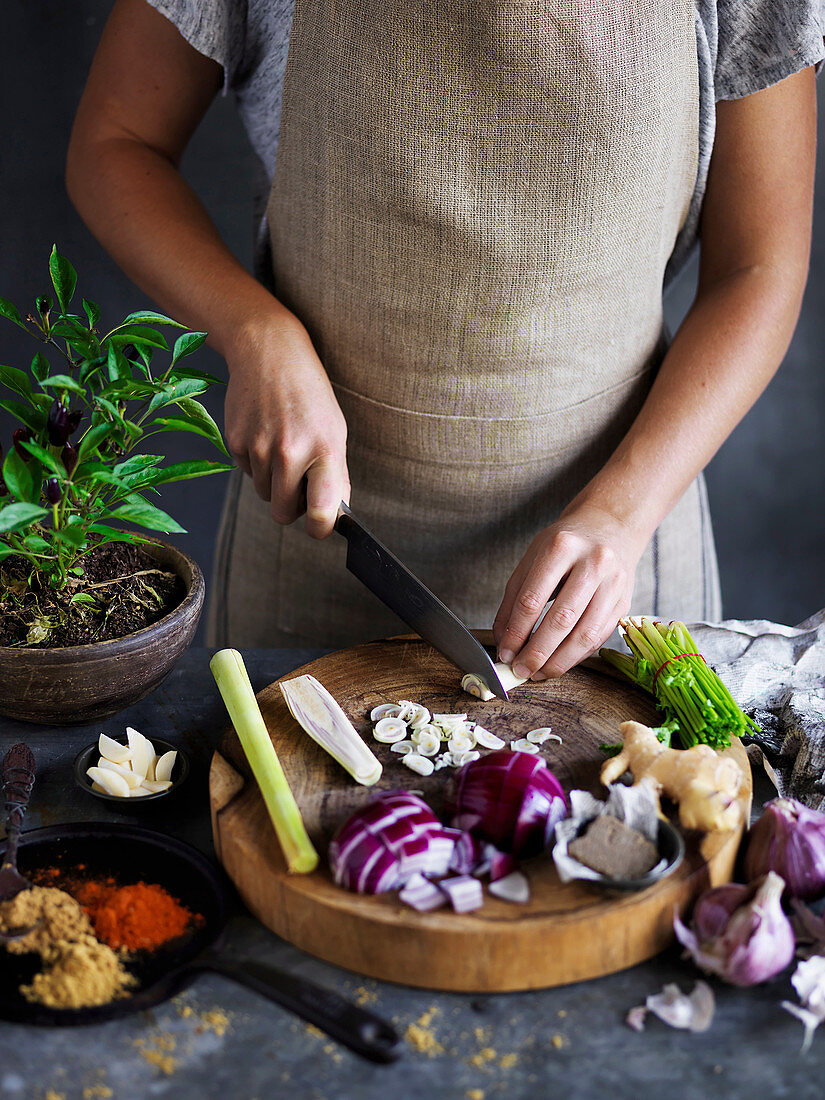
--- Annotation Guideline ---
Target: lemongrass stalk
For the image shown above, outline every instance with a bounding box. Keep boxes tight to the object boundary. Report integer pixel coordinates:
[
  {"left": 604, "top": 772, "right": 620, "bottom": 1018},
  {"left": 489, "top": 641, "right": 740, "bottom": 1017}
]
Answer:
[{"left": 211, "top": 649, "right": 318, "bottom": 874}]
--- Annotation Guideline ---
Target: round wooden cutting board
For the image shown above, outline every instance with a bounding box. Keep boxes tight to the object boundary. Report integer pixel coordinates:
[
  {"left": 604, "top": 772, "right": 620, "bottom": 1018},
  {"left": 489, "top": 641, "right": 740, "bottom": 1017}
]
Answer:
[{"left": 209, "top": 636, "right": 751, "bottom": 992}]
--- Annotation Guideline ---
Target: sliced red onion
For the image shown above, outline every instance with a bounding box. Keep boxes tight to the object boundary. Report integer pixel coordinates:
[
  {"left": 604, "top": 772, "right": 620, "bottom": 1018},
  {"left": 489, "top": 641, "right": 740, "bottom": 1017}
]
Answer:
[
  {"left": 488, "top": 847, "right": 517, "bottom": 883},
  {"left": 399, "top": 873, "right": 448, "bottom": 912},
  {"left": 744, "top": 797, "right": 825, "bottom": 900},
  {"left": 488, "top": 870, "right": 530, "bottom": 904},
  {"left": 329, "top": 791, "right": 456, "bottom": 894},
  {"left": 439, "top": 875, "right": 484, "bottom": 913},
  {"left": 445, "top": 750, "right": 567, "bottom": 857},
  {"left": 450, "top": 831, "right": 485, "bottom": 875}
]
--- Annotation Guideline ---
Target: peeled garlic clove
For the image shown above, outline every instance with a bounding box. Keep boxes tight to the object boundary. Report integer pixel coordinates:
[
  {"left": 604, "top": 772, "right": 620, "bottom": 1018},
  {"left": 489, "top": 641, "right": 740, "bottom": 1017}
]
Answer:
[
  {"left": 87, "top": 766, "right": 130, "bottom": 798},
  {"left": 374, "top": 717, "right": 408, "bottom": 743},
  {"left": 126, "top": 727, "right": 154, "bottom": 780},
  {"left": 133, "top": 779, "right": 173, "bottom": 796},
  {"left": 154, "top": 750, "right": 177, "bottom": 783},
  {"left": 98, "top": 758, "right": 141, "bottom": 790},
  {"left": 98, "top": 733, "right": 131, "bottom": 765}
]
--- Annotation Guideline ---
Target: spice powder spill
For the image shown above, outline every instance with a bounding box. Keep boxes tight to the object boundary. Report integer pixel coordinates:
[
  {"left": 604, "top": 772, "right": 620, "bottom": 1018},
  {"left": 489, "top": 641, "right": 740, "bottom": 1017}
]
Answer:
[
  {"left": 0, "top": 887, "right": 135, "bottom": 1009},
  {"left": 69, "top": 878, "right": 201, "bottom": 951}
]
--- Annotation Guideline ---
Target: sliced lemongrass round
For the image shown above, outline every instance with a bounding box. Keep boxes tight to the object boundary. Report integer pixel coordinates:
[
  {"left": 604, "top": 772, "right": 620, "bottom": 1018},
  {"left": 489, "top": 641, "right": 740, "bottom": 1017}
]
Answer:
[
  {"left": 390, "top": 739, "right": 415, "bottom": 754},
  {"left": 472, "top": 726, "right": 506, "bottom": 750},
  {"left": 154, "top": 750, "right": 177, "bottom": 783},
  {"left": 373, "top": 717, "right": 408, "bottom": 743},
  {"left": 402, "top": 753, "right": 435, "bottom": 777},
  {"left": 98, "top": 733, "right": 131, "bottom": 765},
  {"left": 448, "top": 730, "right": 474, "bottom": 755},
  {"left": 98, "top": 758, "right": 142, "bottom": 790},
  {"left": 451, "top": 749, "right": 480, "bottom": 766},
  {"left": 86, "top": 766, "right": 130, "bottom": 798},
  {"left": 512, "top": 738, "right": 540, "bottom": 754},
  {"left": 370, "top": 703, "right": 402, "bottom": 722},
  {"left": 526, "top": 727, "right": 559, "bottom": 744},
  {"left": 397, "top": 700, "right": 430, "bottom": 727},
  {"left": 433, "top": 713, "right": 468, "bottom": 727},
  {"left": 461, "top": 673, "right": 493, "bottom": 701},
  {"left": 411, "top": 728, "right": 441, "bottom": 757}
]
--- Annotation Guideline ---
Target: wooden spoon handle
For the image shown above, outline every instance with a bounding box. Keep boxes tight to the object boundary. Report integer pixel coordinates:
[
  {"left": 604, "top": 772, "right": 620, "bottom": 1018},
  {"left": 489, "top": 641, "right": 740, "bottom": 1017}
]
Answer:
[{"left": 2, "top": 743, "right": 35, "bottom": 869}]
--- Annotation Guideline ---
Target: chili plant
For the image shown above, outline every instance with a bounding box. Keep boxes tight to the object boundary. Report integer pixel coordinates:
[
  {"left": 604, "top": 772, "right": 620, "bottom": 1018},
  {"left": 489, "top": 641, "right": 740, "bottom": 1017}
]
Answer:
[{"left": 0, "top": 246, "right": 233, "bottom": 595}]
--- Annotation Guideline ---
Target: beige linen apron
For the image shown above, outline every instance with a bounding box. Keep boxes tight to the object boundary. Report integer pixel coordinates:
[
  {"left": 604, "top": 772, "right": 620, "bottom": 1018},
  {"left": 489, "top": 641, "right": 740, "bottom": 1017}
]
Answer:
[{"left": 208, "top": 0, "right": 721, "bottom": 649}]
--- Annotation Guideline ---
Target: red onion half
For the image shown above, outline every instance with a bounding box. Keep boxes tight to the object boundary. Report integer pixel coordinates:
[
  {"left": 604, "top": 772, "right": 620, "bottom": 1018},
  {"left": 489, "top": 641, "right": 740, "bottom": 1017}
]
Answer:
[
  {"left": 328, "top": 791, "right": 456, "bottom": 894},
  {"left": 444, "top": 750, "right": 567, "bottom": 857},
  {"left": 744, "top": 797, "right": 825, "bottom": 900}
]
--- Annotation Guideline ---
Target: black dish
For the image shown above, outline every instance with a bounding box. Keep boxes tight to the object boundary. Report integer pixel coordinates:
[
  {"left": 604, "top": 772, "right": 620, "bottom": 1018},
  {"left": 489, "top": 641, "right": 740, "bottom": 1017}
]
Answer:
[
  {"left": 581, "top": 817, "right": 685, "bottom": 891},
  {"left": 72, "top": 735, "right": 189, "bottom": 808},
  {"left": 0, "top": 822, "right": 401, "bottom": 1062}
]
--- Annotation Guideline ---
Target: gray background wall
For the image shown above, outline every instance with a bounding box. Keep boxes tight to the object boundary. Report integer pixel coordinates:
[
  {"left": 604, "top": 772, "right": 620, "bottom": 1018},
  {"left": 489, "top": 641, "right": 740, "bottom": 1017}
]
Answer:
[{"left": 2, "top": 0, "right": 823, "bottom": 643}]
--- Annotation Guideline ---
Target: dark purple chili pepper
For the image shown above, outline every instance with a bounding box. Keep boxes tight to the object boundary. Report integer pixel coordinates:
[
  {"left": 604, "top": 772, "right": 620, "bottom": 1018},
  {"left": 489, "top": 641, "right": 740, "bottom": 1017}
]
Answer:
[
  {"left": 36, "top": 295, "right": 52, "bottom": 316},
  {"left": 66, "top": 409, "right": 82, "bottom": 436},
  {"left": 61, "top": 442, "right": 78, "bottom": 475},
  {"left": 122, "top": 343, "right": 138, "bottom": 362},
  {"left": 45, "top": 478, "right": 62, "bottom": 505},
  {"left": 47, "top": 399, "right": 77, "bottom": 446},
  {"left": 12, "top": 427, "right": 34, "bottom": 460}
]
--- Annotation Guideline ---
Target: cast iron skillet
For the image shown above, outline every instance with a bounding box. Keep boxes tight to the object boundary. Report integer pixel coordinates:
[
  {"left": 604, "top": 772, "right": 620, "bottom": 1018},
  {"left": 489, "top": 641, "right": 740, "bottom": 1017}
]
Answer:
[{"left": 0, "top": 822, "right": 401, "bottom": 1063}]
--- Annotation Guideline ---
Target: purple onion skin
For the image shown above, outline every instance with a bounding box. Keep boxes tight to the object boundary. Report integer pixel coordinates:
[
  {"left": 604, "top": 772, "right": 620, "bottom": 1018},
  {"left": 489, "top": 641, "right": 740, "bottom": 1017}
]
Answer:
[
  {"left": 444, "top": 750, "right": 567, "bottom": 858},
  {"left": 744, "top": 798, "right": 825, "bottom": 901}
]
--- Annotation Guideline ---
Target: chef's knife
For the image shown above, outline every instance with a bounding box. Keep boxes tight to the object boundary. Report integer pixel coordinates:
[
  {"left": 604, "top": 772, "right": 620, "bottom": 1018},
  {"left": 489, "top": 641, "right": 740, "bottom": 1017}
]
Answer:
[{"left": 334, "top": 502, "right": 509, "bottom": 700}]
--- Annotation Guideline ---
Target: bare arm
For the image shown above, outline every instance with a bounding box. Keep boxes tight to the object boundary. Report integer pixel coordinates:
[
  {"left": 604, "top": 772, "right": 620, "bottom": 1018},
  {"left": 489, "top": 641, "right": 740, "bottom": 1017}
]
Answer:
[
  {"left": 66, "top": 0, "right": 349, "bottom": 537},
  {"left": 495, "top": 67, "right": 817, "bottom": 678}
]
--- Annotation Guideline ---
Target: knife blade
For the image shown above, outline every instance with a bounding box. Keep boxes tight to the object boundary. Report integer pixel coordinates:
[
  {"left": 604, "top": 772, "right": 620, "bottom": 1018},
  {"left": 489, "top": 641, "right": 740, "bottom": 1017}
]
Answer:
[{"left": 334, "top": 502, "right": 508, "bottom": 700}]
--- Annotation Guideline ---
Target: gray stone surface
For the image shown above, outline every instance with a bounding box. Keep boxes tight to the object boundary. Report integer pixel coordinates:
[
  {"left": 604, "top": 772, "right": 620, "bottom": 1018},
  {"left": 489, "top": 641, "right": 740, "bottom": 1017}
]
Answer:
[{"left": 0, "top": 648, "right": 822, "bottom": 1099}]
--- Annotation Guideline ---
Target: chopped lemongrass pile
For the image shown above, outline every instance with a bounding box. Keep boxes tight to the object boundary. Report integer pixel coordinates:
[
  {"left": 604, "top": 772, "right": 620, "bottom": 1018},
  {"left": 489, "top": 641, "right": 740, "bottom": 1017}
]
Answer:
[
  {"left": 211, "top": 650, "right": 318, "bottom": 875},
  {"left": 599, "top": 618, "right": 760, "bottom": 751},
  {"left": 87, "top": 729, "right": 177, "bottom": 798},
  {"left": 281, "top": 675, "right": 382, "bottom": 786}
]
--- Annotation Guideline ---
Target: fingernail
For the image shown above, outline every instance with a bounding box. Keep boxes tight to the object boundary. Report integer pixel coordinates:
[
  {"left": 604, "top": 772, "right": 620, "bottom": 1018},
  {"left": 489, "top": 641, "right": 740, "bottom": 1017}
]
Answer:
[
  {"left": 499, "top": 649, "right": 514, "bottom": 665},
  {"left": 512, "top": 664, "right": 529, "bottom": 680},
  {"left": 531, "top": 671, "right": 547, "bottom": 682}
]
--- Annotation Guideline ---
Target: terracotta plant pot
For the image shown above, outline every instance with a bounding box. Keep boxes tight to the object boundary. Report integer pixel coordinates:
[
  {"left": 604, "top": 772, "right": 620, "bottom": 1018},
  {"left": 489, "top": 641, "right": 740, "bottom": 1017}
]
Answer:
[{"left": 0, "top": 540, "right": 205, "bottom": 725}]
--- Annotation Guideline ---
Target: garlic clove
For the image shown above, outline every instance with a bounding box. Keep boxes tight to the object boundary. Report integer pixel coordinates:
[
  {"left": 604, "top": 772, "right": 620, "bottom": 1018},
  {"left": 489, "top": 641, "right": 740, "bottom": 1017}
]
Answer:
[
  {"left": 126, "top": 727, "right": 154, "bottom": 780},
  {"left": 86, "top": 766, "right": 130, "bottom": 799},
  {"left": 98, "top": 758, "right": 142, "bottom": 790},
  {"left": 98, "top": 733, "right": 131, "bottom": 765},
  {"left": 154, "top": 750, "right": 177, "bottom": 783}
]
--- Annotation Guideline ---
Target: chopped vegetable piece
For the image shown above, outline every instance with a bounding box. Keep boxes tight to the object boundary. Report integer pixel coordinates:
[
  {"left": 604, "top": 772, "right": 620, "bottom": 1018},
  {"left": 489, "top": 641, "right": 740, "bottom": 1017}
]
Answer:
[
  {"left": 212, "top": 650, "right": 318, "bottom": 874},
  {"left": 98, "top": 733, "right": 131, "bottom": 765},
  {"left": 133, "top": 779, "right": 173, "bottom": 796},
  {"left": 488, "top": 870, "right": 530, "bottom": 904},
  {"left": 411, "top": 728, "right": 441, "bottom": 757},
  {"left": 370, "top": 703, "right": 401, "bottom": 721},
  {"left": 86, "top": 766, "right": 130, "bottom": 799},
  {"left": 399, "top": 873, "right": 448, "bottom": 912},
  {"left": 373, "top": 716, "right": 408, "bottom": 743},
  {"left": 526, "top": 728, "right": 560, "bottom": 745},
  {"left": 473, "top": 726, "right": 505, "bottom": 750},
  {"left": 403, "top": 753, "right": 435, "bottom": 777},
  {"left": 126, "top": 727, "right": 154, "bottom": 780},
  {"left": 280, "top": 674, "right": 382, "bottom": 785},
  {"left": 154, "top": 750, "right": 177, "bottom": 783},
  {"left": 98, "top": 759, "right": 142, "bottom": 790},
  {"left": 512, "top": 738, "right": 539, "bottom": 754},
  {"left": 391, "top": 739, "right": 415, "bottom": 754},
  {"left": 461, "top": 664, "right": 529, "bottom": 701},
  {"left": 439, "top": 875, "right": 484, "bottom": 913}
]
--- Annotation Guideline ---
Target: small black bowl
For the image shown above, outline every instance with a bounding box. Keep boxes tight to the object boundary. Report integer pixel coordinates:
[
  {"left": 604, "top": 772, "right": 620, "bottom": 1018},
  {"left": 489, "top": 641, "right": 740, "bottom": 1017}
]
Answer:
[
  {"left": 73, "top": 734, "right": 189, "bottom": 809},
  {"left": 583, "top": 817, "right": 685, "bottom": 891}
]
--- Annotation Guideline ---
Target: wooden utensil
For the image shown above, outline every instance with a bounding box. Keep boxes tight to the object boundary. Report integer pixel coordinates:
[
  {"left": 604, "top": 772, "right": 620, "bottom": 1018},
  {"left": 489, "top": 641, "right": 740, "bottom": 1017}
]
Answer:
[
  {"left": 0, "top": 743, "right": 38, "bottom": 941},
  {"left": 210, "top": 636, "right": 751, "bottom": 992}
]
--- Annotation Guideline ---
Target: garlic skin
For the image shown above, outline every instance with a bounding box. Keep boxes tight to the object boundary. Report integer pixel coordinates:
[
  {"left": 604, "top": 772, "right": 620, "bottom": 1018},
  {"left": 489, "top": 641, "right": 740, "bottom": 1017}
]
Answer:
[
  {"left": 674, "top": 871, "right": 795, "bottom": 987},
  {"left": 744, "top": 797, "right": 825, "bottom": 901}
]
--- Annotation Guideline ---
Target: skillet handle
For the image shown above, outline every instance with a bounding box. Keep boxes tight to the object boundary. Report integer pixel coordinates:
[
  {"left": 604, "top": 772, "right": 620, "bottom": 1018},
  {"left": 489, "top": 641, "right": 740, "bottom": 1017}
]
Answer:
[{"left": 194, "top": 953, "right": 402, "bottom": 1063}]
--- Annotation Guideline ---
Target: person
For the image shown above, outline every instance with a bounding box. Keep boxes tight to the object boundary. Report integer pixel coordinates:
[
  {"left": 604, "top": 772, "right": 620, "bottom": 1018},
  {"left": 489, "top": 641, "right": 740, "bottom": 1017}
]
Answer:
[{"left": 66, "top": 0, "right": 822, "bottom": 682}]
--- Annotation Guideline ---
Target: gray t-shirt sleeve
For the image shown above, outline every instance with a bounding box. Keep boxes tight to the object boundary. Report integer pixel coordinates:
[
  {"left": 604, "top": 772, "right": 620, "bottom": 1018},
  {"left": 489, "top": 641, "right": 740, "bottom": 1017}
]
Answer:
[
  {"left": 146, "top": 0, "right": 248, "bottom": 88},
  {"left": 715, "top": 0, "right": 825, "bottom": 100}
]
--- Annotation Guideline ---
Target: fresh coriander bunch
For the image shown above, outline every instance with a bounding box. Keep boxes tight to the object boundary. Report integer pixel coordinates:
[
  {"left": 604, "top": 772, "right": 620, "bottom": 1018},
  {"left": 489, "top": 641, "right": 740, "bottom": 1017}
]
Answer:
[{"left": 0, "top": 246, "right": 233, "bottom": 599}]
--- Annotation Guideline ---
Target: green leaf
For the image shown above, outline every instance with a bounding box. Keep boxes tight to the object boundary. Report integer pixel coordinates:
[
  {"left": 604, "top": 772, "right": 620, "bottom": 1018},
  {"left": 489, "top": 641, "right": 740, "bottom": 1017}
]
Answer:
[
  {"left": 40, "top": 373, "right": 85, "bottom": 395},
  {"left": 0, "top": 362, "right": 34, "bottom": 401},
  {"left": 49, "top": 318, "right": 98, "bottom": 359},
  {"left": 22, "top": 533, "right": 51, "bottom": 552},
  {"left": 77, "top": 421, "right": 116, "bottom": 460},
  {"left": 53, "top": 526, "right": 87, "bottom": 549},
  {"left": 19, "top": 441, "right": 65, "bottom": 477},
  {"left": 0, "top": 398, "right": 45, "bottom": 432},
  {"left": 144, "top": 377, "right": 210, "bottom": 417},
  {"left": 0, "top": 296, "right": 27, "bottom": 331},
  {"left": 3, "top": 448, "right": 37, "bottom": 503},
  {"left": 171, "top": 331, "right": 207, "bottom": 366},
  {"left": 85, "top": 523, "right": 148, "bottom": 546},
  {"left": 110, "top": 327, "right": 168, "bottom": 351},
  {"left": 31, "top": 351, "right": 50, "bottom": 383},
  {"left": 151, "top": 459, "right": 234, "bottom": 485},
  {"left": 168, "top": 365, "right": 224, "bottom": 386},
  {"left": 108, "top": 495, "right": 186, "bottom": 534},
  {"left": 113, "top": 455, "right": 163, "bottom": 478},
  {"left": 49, "top": 246, "right": 78, "bottom": 313},
  {"left": 70, "top": 591, "right": 98, "bottom": 606},
  {"left": 106, "top": 343, "right": 132, "bottom": 383},
  {"left": 0, "top": 502, "right": 49, "bottom": 533},
  {"left": 122, "top": 310, "right": 187, "bottom": 329},
  {"left": 146, "top": 396, "right": 229, "bottom": 456},
  {"left": 82, "top": 298, "right": 101, "bottom": 327},
  {"left": 0, "top": 545, "right": 17, "bottom": 563}
]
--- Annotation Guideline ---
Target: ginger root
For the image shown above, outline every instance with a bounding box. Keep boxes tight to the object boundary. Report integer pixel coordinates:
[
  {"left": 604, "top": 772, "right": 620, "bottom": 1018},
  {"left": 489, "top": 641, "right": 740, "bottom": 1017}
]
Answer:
[{"left": 600, "top": 721, "right": 743, "bottom": 833}]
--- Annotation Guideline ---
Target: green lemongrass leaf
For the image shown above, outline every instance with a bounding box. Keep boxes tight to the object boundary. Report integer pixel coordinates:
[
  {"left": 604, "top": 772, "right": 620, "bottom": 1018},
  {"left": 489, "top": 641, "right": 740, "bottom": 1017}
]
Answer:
[
  {"left": 31, "top": 351, "right": 50, "bottom": 383},
  {"left": 121, "top": 310, "right": 187, "bottom": 329},
  {"left": 82, "top": 298, "right": 101, "bottom": 327},
  {"left": 0, "top": 362, "right": 34, "bottom": 400},
  {"left": 171, "top": 331, "right": 207, "bottom": 366},
  {"left": 0, "top": 398, "right": 45, "bottom": 432},
  {"left": 0, "top": 296, "right": 27, "bottom": 330},
  {"left": 49, "top": 246, "right": 78, "bottom": 312},
  {"left": 151, "top": 459, "right": 234, "bottom": 484},
  {"left": 210, "top": 649, "right": 318, "bottom": 874},
  {"left": 3, "top": 448, "right": 38, "bottom": 503},
  {"left": 19, "top": 441, "right": 65, "bottom": 477},
  {"left": 108, "top": 495, "right": 186, "bottom": 533},
  {"left": 39, "top": 374, "right": 86, "bottom": 395},
  {"left": 0, "top": 502, "right": 49, "bottom": 533}
]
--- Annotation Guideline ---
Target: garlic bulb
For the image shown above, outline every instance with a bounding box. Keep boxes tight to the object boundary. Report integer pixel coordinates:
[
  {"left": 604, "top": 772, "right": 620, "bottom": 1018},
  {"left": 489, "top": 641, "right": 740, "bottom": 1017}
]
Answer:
[
  {"left": 674, "top": 871, "right": 795, "bottom": 987},
  {"left": 744, "top": 797, "right": 825, "bottom": 901}
]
